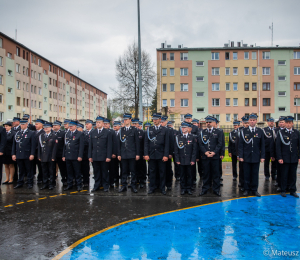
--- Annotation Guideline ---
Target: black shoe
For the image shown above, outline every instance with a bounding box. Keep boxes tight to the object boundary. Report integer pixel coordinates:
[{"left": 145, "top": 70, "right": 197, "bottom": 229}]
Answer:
[
  {"left": 131, "top": 187, "right": 138, "bottom": 193},
  {"left": 167, "top": 187, "right": 172, "bottom": 191},
  {"left": 233, "top": 177, "right": 237, "bottom": 181},
  {"left": 63, "top": 182, "right": 68, "bottom": 187},
  {"left": 181, "top": 190, "right": 185, "bottom": 195},
  {"left": 280, "top": 192, "right": 286, "bottom": 197},
  {"left": 240, "top": 187, "right": 245, "bottom": 192},
  {"left": 148, "top": 190, "right": 154, "bottom": 194},
  {"left": 40, "top": 185, "right": 48, "bottom": 190},
  {"left": 14, "top": 184, "right": 23, "bottom": 189},
  {"left": 2, "top": 181, "right": 8, "bottom": 184},
  {"left": 220, "top": 177, "right": 223, "bottom": 181},
  {"left": 64, "top": 186, "right": 73, "bottom": 191},
  {"left": 49, "top": 186, "right": 54, "bottom": 190},
  {"left": 8, "top": 181, "right": 14, "bottom": 184},
  {"left": 274, "top": 182, "right": 278, "bottom": 186},
  {"left": 27, "top": 185, "right": 33, "bottom": 189},
  {"left": 290, "top": 192, "right": 299, "bottom": 198},
  {"left": 119, "top": 187, "right": 127, "bottom": 193},
  {"left": 188, "top": 190, "right": 193, "bottom": 195},
  {"left": 193, "top": 181, "right": 196, "bottom": 185},
  {"left": 214, "top": 191, "right": 221, "bottom": 197},
  {"left": 104, "top": 189, "right": 109, "bottom": 192},
  {"left": 199, "top": 191, "right": 207, "bottom": 196},
  {"left": 37, "top": 181, "right": 43, "bottom": 184},
  {"left": 272, "top": 176, "right": 277, "bottom": 181},
  {"left": 238, "top": 183, "right": 242, "bottom": 187},
  {"left": 220, "top": 181, "right": 223, "bottom": 186},
  {"left": 161, "top": 190, "right": 166, "bottom": 195},
  {"left": 128, "top": 184, "right": 131, "bottom": 188},
  {"left": 243, "top": 190, "right": 249, "bottom": 196},
  {"left": 77, "top": 186, "right": 83, "bottom": 191},
  {"left": 277, "top": 187, "right": 281, "bottom": 192},
  {"left": 140, "top": 184, "right": 144, "bottom": 188},
  {"left": 253, "top": 191, "right": 261, "bottom": 197},
  {"left": 110, "top": 184, "right": 114, "bottom": 188},
  {"left": 83, "top": 183, "right": 89, "bottom": 187},
  {"left": 176, "top": 177, "right": 180, "bottom": 181},
  {"left": 265, "top": 177, "right": 270, "bottom": 181},
  {"left": 91, "top": 188, "right": 98, "bottom": 192}
]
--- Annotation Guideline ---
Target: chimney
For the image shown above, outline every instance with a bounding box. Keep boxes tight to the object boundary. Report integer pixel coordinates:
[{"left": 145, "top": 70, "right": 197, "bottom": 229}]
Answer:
[
  {"left": 231, "top": 41, "right": 234, "bottom": 47},
  {"left": 161, "top": 43, "right": 165, "bottom": 48}
]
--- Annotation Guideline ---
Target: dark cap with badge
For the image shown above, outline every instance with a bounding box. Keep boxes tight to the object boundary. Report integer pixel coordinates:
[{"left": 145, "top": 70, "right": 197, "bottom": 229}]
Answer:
[
  {"left": 96, "top": 116, "right": 104, "bottom": 121},
  {"left": 43, "top": 121, "right": 53, "bottom": 128},
  {"left": 205, "top": 115, "right": 215, "bottom": 123},
  {"left": 13, "top": 117, "right": 20, "bottom": 122},
  {"left": 249, "top": 113, "right": 258, "bottom": 119},
  {"left": 181, "top": 121, "right": 190, "bottom": 128},
  {"left": 278, "top": 116, "right": 286, "bottom": 122},
  {"left": 267, "top": 117, "right": 274, "bottom": 122},
  {"left": 123, "top": 113, "right": 132, "bottom": 119},
  {"left": 85, "top": 119, "right": 93, "bottom": 125},
  {"left": 132, "top": 118, "right": 139, "bottom": 123},
  {"left": 284, "top": 116, "right": 294, "bottom": 122},
  {"left": 184, "top": 113, "right": 192, "bottom": 119},
  {"left": 69, "top": 120, "right": 78, "bottom": 126},
  {"left": 3, "top": 121, "right": 12, "bottom": 127},
  {"left": 152, "top": 113, "right": 162, "bottom": 120},
  {"left": 161, "top": 116, "right": 168, "bottom": 122},
  {"left": 20, "top": 119, "right": 28, "bottom": 124},
  {"left": 233, "top": 120, "right": 240, "bottom": 125},
  {"left": 53, "top": 120, "right": 62, "bottom": 126},
  {"left": 64, "top": 119, "right": 71, "bottom": 124}
]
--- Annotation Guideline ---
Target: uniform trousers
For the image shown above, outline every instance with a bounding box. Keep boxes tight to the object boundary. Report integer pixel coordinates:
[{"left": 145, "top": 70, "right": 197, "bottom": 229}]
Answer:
[
  {"left": 66, "top": 160, "right": 82, "bottom": 188},
  {"left": 55, "top": 157, "right": 67, "bottom": 183},
  {"left": 149, "top": 159, "right": 166, "bottom": 192},
  {"left": 110, "top": 157, "right": 120, "bottom": 182},
  {"left": 239, "top": 161, "right": 244, "bottom": 186},
  {"left": 231, "top": 154, "right": 238, "bottom": 178},
  {"left": 264, "top": 152, "right": 277, "bottom": 178},
  {"left": 136, "top": 159, "right": 146, "bottom": 184},
  {"left": 31, "top": 158, "right": 43, "bottom": 181},
  {"left": 202, "top": 159, "right": 220, "bottom": 193},
  {"left": 121, "top": 158, "right": 137, "bottom": 188},
  {"left": 243, "top": 162, "right": 260, "bottom": 192},
  {"left": 93, "top": 161, "right": 109, "bottom": 190},
  {"left": 17, "top": 159, "right": 32, "bottom": 185},
  {"left": 280, "top": 162, "right": 297, "bottom": 193},
  {"left": 180, "top": 164, "right": 192, "bottom": 191},
  {"left": 41, "top": 161, "right": 56, "bottom": 186},
  {"left": 81, "top": 159, "right": 90, "bottom": 185},
  {"left": 165, "top": 159, "right": 173, "bottom": 188}
]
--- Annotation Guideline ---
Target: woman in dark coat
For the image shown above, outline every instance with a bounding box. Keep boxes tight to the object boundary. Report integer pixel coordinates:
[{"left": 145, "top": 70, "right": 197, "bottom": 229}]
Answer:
[{"left": 2, "top": 122, "right": 15, "bottom": 184}]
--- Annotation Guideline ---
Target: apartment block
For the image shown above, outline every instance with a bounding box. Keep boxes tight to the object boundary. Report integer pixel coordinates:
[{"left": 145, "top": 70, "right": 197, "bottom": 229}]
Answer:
[
  {"left": 157, "top": 42, "right": 300, "bottom": 126},
  {"left": 0, "top": 32, "right": 107, "bottom": 123}
]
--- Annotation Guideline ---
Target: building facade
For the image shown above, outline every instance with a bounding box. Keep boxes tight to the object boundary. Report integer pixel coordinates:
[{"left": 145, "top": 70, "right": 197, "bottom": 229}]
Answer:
[
  {"left": 0, "top": 32, "right": 107, "bottom": 123},
  {"left": 157, "top": 42, "right": 300, "bottom": 126}
]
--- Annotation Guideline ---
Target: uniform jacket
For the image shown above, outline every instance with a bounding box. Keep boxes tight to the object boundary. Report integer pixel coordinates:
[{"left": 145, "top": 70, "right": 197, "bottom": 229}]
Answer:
[
  {"left": 167, "top": 127, "right": 174, "bottom": 155},
  {"left": 108, "top": 129, "right": 118, "bottom": 156},
  {"left": 12, "top": 129, "right": 36, "bottom": 159},
  {"left": 83, "top": 129, "right": 94, "bottom": 160},
  {"left": 117, "top": 126, "right": 140, "bottom": 159},
  {"left": 238, "top": 127, "right": 265, "bottom": 163},
  {"left": 34, "top": 129, "right": 45, "bottom": 156},
  {"left": 63, "top": 129, "right": 84, "bottom": 160},
  {"left": 174, "top": 133, "right": 197, "bottom": 165},
  {"left": 27, "top": 123, "right": 36, "bottom": 131},
  {"left": 88, "top": 128, "right": 112, "bottom": 161},
  {"left": 0, "top": 126, "right": 7, "bottom": 153},
  {"left": 228, "top": 129, "right": 238, "bottom": 156},
  {"left": 144, "top": 125, "right": 169, "bottom": 159},
  {"left": 198, "top": 128, "right": 223, "bottom": 160},
  {"left": 276, "top": 128, "right": 300, "bottom": 163},
  {"left": 4, "top": 130, "right": 15, "bottom": 157},
  {"left": 38, "top": 132, "right": 58, "bottom": 162},
  {"left": 263, "top": 127, "right": 276, "bottom": 153},
  {"left": 218, "top": 128, "right": 225, "bottom": 156},
  {"left": 137, "top": 128, "right": 145, "bottom": 157},
  {"left": 191, "top": 125, "right": 199, "bottom": 135},
  {"left": 270, "top": 127, "right": 282, "bottom": 158},
  {"left": 12, "top": 125, "right": 21, "bottom": 133},
  {"left": 53, "top": 130, "right": 65, "bottom": 158}
]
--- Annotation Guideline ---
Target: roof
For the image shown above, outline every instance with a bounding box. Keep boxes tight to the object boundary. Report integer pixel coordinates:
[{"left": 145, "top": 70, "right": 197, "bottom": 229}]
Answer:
[
  {"left": 0, "top": 31, "right": 107, "bottom": 95},
  {"left": 157, "top": 46, "right": 300, "bottom": 51}
]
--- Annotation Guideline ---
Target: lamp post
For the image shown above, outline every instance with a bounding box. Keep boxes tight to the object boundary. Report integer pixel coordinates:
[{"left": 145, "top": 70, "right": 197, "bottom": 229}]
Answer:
[{"left": 137, "top": 0, "right": 143, "bottom": 121}]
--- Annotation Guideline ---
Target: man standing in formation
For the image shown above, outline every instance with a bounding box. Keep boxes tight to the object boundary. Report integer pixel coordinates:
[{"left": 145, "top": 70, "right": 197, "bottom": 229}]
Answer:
[{"left": 228, "top": 120, "right": 240, "bottom": 181}]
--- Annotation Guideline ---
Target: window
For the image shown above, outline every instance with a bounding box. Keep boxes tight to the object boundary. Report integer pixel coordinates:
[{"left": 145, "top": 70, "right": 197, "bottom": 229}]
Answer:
[
  {"left": 294, "top": 83, "right": 300, "bottom": 90},
  {"left": 181, "top": 99, "right": 188, "bottom": 107},
  {"left": 252, "top": 98, "right": 257, "bottom": 106},
  {"left": 38, "top": 73, "right": 41, "bottom": 81},
  {"left": 162, "top": 53, "right": 167, "bottom": 61},
  {"left": 252, "top": 83, "right": 257, "bottom": 91},
  {"left": 44, "top": 97, "right": 47, "bottom": 102},
  {"left": 44, "top": 83, "right": 47, "bottom": 88},
  {"left": 226, "top": 98, "right": 230, "bottom": 106},
  {"left": 180, "top": 83, "right": 188, "bottom": 91},
  {"left": 26, "top": 68, "right": 28, "bottom": 76},
  {"left": 244, "top": 67, "right": 249, "bottom": 75},
  {"left": 233, "top": 114, "right": 238, "bottom": 120},
  {"left": 162, "top": 68, "right": 167, "bottom": 76},
  {"left": 39, "top": 102, "right": 42, "bottom": 109},
  {"left": 263, "top": 52, "right": 270, "bottom": 59},
  {"left": 278, "top": 91, "right": 286, "bottom": 96},
  {"left": 49, "top": 64, "right": 51, "bottom": 71},
  {"left": 7, "top": 53, "right": 12, "bottom": 59},
  {"left": 252, "top": 52, "right": 257, "bottom": 60},
  {"left": 262, "top": 67, "right": 270, "bottom": 75},
  {"left": 233, "top": 83, "right": 238, "bottom": 91},
  {"left": 252, "top": 67, "right": 257, "bottom": 75},
  {"left": 16, "top": 97, "right": 20, "bottom": 106},
  {"left": 162, "top": 84, "right": 167, "bottom": 92},
  {"left": 263, "top": 83, "right": 271, "bottom": 91},
  {"left": 263, "top": 114, "right": 270, "bottom": 121},
  {"left": 196, "top": 61, "right": 204, "bottom": 66},
  {"left": 170, "top": 68, "right": 175, "bottom": 76},
  {"left": 0, "top": 38, "right": 2, "bottom": 48},
  {"left": 38, "top": 87, "right": 42, "bottom": 95},
  {"left": 180, "top": 68, "right": 188, "bottom": 76},
  {"left": 180, "top": 53, "right": 188, "bottom": 60},
  {"left": 278, "top": 76, "right": 286, "bottom": 81},
  {"left": 244, "top": 52, "right": 249, "bottom": 60},
  {"left": 245, "top": 98, "right": 249, "bottom": 106},
  {"left": 226, "top": 114, "right": 231, "bottom": 122},
  {"left": 211, "top": 52, "right": 219, "bottom": 60},
  {"left": 16, "top": 81, "right": 21, "bottom": 89},
  {"left": 212, "top": 114, "right": 220, "bottom": 121},
  {"left": 225, "top": 67, "right": 230, "bottom": 75},
  {"left": 196, "top": 76, "right": 204, "bottom": 81},
  {"left": 263, "top": 98, "right": 271, "bottom": 106},
  {"left": 212, "top": 83, "right": 220, "bottom": 91},
  {"left": 233, "top": 98, "right": 238, "bottom": 106},
  {"left": 170, "top": 83, "right": 175, "bottom": 91},
  {"left": 26, "top": 83, "right": 29, "bottom": 91},
  {"left": 278, "top": 107, "right": 286, "bottom": 112},
  {"left": 162, "top": 99, "right": 167, "bottom": 107},
  {"left": 212, "top": 98, "right": 220, "bottom": 106},
  {"left": 17, "top": 48, "right": 21, "bottom": 56},
  {"left": 180, "top": 114, "right": 185, "bottom": 122},
  {"left": 225, "top": 52, "right": 230, "bottom": 60},
  {"left": 294, "top": 52, "right": 300, "bottom": 59},
  {"left": 0, "top": 94, "right": 2, "bottom": 103},
  {"left": 196, "top": 92, "right": 204, "bottom": 97},
  {"left": 38, "top": 59, "right": 41, "bottom": 66},
  {"left": 8, "top": 105, "right": 13, "bottom": 111},
  {"left": 170, "top": 99, "right": 175, "bottom": 107},
  {"left": 8, "top": 87, "right": 12, "bottom": 93},
  {"left": 294, "top": 98, "right": 300, "bottom": 106},
  {"left": 49, "top": 104, "right": 52, "bottom": 111},
  {"left": 0, "top": 56, "right": 2, "bottom": 66},
  {"left": 212, "top": 67, "right": 219, "bottom": 75},
  {"left": 226, "top": 83, "right": 230, "bottom": 91},
  {"left": 278, "top": 60, "right": 286, "bottom": 65},
  {"left": 8, "top": 70, "right": 12, "bottom": 76},
  {"left": 244, "top": 83, "right": 249, "bottom": 91},
  {"left": 0, "top": 75, "right": 2, "bottom": 85},
  {"left": 16, "top": 64, "right": 20, "bottom": 73},
  {"left": 233, "top": 52, "right": 238, "bottom": 60},
  {"left": 197, "top": 108, "right": 205, "bottom": 112},
  {"left": 294, "top": 67, "right": 300, "bottom": 75},
  {"left": 170, "top": 53, "right": 174, "bottom": 60},
  {"left": 49, "top": 91, "right": 52, "bottom": 98},
  {"left": 233, "top": 67, "right": 238, "bottom": 75}
]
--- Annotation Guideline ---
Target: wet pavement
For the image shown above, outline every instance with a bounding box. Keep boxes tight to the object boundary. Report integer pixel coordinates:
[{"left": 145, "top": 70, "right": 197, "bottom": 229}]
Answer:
[{"left": 0, "top": 162, "right": 300, "bottom": 260}]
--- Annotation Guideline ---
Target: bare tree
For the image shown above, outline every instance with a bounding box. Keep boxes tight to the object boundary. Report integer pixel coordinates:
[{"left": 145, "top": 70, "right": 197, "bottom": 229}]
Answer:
[{"left": 112, "top": 42, "right": 156, "bottom": 116}]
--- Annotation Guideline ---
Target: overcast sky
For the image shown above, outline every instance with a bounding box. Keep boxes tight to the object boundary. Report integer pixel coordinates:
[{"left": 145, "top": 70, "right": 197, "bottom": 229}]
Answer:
[{"left": 0, "top": 0, "right": 299, "bottom": 97}]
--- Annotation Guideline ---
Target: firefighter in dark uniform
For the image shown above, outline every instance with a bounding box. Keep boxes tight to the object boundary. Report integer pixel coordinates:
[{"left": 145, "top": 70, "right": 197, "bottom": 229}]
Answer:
[
  {"left": 111, "top": 120, "right": 121, "bottom": 185},
  {"left": 174, "top": 122, "right": 197, "bottom": 195},
  {"left": 32, "top": 119, "right": 45, "bottom": 184},
  {"left": 22, "top": 114, "right": 36, "bottom": 131},
  {"left": 228, "top": 120, "right": 240, "bottom": 181},
  {"left": 144, "top": 113, "right": 169, "bottom": 195},
  {"left": 184, "top": 113, "right": 198, "bottom": 135},
  {"left": 89, "top": 116, "right": 113, "bottom": 192},
  {"left": 236, "top": 116, "right": 249, "bottom": 191},
  {"left": 144, "top": 122, "right": 151, "bottom": 178},
  {"left": 187, "top": 121, "right": 199, "bottom": 187},
  {"left": 132, "top": 118, "right": 146, "bottom": 188},
  {"left": 263, "top": 118, "right": 277, "bottom": 180},
  {"left": 0, "top": 122, "right": 7, "bottom": 184},
  {"left": 62, "top": 120, "right": 84, "bottom": 191},
  {"left": 238, "top": 113, "right": 265, "bottom": 197},
  {"left": 139, "top": 120, "right": 147, "bottom": 185},
  {"left": 271, "top": 116, "right": 286, "bottom": 191},
  {"left": 63, "top": 119, "right": 71, "bottom": 133},
  {"left": 117, "top": 113, "right": 140, "bottom": 193},
  {"left": 52, "top": 120, "right": 67, "bottom": 186},
  {"left": 38, "top": 122, "right": 58, "bottom": 190},
  {"left": 276, "top": 116, "right": 300, "bottom": 198},
  {"left": 12, "top": 119, "right": 36, "bottom": 189},
  {"left": 198, "top": 116, "right": 223, "bottom": 196},
  {"left": 192, "top": 118, "right": 202, "bottom": 183},
  {"left": 81, "top": 119, "right": 94, "bottom": 187},
  {"left": 167, "top": 121, "right": 180, "bottom": 181},
  {"left": 144, "top": 122, "right": 151, "bottom": 131},
  {"left": 213, "top": 118, "right": 225, "bottom": 186},
  {"left": 12, "top": 117, "right": 21, "bottom": 182}
]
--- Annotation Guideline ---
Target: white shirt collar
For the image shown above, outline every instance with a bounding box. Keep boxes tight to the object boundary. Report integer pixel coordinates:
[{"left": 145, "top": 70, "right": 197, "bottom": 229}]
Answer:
[{"left": 249, "top": 126, "right": 256, "bottom": 132}]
